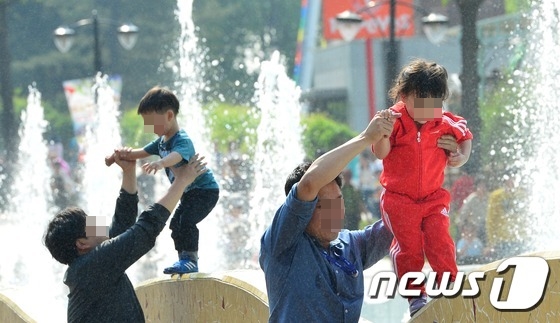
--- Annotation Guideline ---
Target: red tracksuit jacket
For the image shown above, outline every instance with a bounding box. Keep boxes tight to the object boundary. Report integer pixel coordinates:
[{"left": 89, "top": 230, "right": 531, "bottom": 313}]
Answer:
[{"left": 380, "top": 102, "right": 473, "bottom": 201}]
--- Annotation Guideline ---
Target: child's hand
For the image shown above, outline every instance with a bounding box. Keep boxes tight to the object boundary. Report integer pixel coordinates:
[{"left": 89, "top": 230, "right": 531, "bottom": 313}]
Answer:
[
  {"left": 115, "top": 147, "right": 133, "bottom": 158},
  {"left": 105, "top": 147, "right": 133, "bottom": 166},
  {"left": 142, "top": 160, "right": 164, "bottom": 175},
  {"left": 113, "top": 150, "right": 136, "bottom": 172}
]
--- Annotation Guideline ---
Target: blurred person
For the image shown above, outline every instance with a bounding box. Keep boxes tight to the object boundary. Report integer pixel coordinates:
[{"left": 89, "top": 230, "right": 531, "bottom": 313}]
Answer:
[
  {"left": 455, "top": 174, "right": 489, "bottom": 244},
  {"left": 221, "top": 151, "right": 251, "bottom": 194},
  {"left": 221, "top": 192, "right": 252, "bottom": 269},
  {"left": 485, "top": 171, "right": 529, "bottom": 260},
  {"left": 370, "top": 159, "right": 383, "bottom": 221},
  {"left": 341, "top": 168, "right": 366, "bottom": 230},
  {"left": 48, "top": 141, "right": 71, "bottom": 175},
  {"left": 47, "top": 142, "right": 78, "bottom": 210},
  {"left": 456, "top": 223, "right": 484, "bottom": 265},
  {"left": 450, "top": 169, "right": 475, "bottom": 212},
  {"left": 50, "top": 159, "right": 76, "bottom": 209},
  {"left": 358, "top": 152, "right": 379, "bottom": 218},
  {"left": 137, "top": 158, "right": 156, "bottom": 212},
  {"left": 44, "top": 152, "right": 207, "bottom": 322}
]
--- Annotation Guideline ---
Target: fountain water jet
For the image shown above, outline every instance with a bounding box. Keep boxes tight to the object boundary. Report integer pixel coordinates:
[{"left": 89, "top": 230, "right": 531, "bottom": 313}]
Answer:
[
  {"left": 160, "top": 1, "right": 306, "bottom": 272},
  {"left": 85, "top": 75, "right": 167, "bottom": 284},
  {"left": 137, "top": 0, "right": 224, "bottom": 274},
  {"left": 246, "top": 51, "right": 305, "bottom": 262},
  {"left": 0, "top": 86, "right": 67, "bottom": 322},
  {"left": 80, "top": 74, "right": 123, "bottom": 218},
  {"left": 504, "top": 0, "right": 560, "bottom": 252}
]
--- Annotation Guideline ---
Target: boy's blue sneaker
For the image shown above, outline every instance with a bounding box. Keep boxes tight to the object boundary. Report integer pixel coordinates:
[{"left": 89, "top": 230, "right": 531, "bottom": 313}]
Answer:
[
  {"left": 163, "top": 257, "right": 198, "bottom": 275},
  {"left": 409, "top": 293, "right": 428, "bottom": 317}
]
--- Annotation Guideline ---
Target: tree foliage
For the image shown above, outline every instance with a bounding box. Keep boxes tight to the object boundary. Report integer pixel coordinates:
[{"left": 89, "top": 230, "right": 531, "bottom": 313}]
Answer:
[
  {"left": 120, "top": 107, "right": 154, "bottom": 148},
  {"left": 120, "top": 105, "right": 354, "bottom": 169},
  {"left": 301, "top": 113, "right": 357, "bottom": 160},
  {"left": 9, "top": 0, "right": 178, "bottom": 109},
  {"left": 504, "top": 0, "right": 532, "bottom": 13},
  {"left": 193, "top": 0, "right": 301, "bottom": 105},
  {"left": 2, "top": 0, "right": 303, "bottom": 170},
  {"left": 478, "top": 70, "right": 532, "bottom": 190},
  {"left": 205, "top": 103, "right": 259, "bottom": 156}
]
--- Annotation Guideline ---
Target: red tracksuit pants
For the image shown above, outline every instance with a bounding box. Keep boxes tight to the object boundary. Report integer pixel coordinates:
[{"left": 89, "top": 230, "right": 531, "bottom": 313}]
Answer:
[{"left": 380, "top": 188, "right": 458, "bottom": 293}]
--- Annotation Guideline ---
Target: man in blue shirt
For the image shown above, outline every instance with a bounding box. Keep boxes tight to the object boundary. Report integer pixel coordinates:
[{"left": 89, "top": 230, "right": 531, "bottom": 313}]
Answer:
[{"left": 259, "top": 111, "right": 398, "bottom": 322}]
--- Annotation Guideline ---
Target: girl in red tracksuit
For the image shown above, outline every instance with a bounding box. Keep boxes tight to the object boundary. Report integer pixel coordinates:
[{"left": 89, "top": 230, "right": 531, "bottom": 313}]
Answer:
[{"left": 372, "top": 59, "right": 473, "bottom": 317}]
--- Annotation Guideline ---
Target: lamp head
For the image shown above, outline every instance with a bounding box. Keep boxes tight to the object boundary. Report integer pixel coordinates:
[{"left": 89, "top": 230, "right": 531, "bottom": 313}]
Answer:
[
  {"left": 335, "top": 10, "right": 363, "bottom": 42},
  {"left": 53, "top": 26, "right": 76, "bottom": 53},
  {"left": 422, "top": 13, "right": 449, "bottom": 45},
  {"left": 117, "top": 23, "right": 139, "bottom": 50}
]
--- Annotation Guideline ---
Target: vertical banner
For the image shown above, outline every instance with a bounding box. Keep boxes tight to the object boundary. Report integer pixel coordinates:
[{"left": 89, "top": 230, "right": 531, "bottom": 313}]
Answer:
[
  {"left": 294, "top": 0, "right": 321, "bottom": 92},
  {"left": 293, "top": 0, "right": 308, "bottom": 85},
  {"left": 323, "top": 0, "right": 415, "bottom": 40},
  {"left": 63, "top": 75, "right": 122, "bottom": 156}
]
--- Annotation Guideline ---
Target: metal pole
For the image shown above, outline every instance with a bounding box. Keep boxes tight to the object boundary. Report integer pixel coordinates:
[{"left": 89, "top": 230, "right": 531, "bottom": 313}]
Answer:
[
  {"left": 93, "top": 10, "right": 101, "bottom": 74},
  {"left": 386, "top": 0, "right": 398, "bottom": 107}
]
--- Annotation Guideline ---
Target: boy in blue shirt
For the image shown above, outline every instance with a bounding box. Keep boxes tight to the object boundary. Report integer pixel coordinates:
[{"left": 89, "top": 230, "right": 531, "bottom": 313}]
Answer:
[{"left": 106, "top": 86, "right": 219, "bottom": 274}]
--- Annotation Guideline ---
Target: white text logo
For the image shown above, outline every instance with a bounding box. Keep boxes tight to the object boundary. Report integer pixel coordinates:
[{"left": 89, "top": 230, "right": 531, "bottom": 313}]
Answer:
[{"left": 368, "top": 256, "right": 549, "bottom": 310}]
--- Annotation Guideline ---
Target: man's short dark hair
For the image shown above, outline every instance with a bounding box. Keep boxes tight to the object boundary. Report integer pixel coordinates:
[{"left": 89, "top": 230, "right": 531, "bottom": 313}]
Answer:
[
  {"left": 284, "top": 161, "right": 343, "bottom": 196},
  {"left": 44, "top": 207, "right": 87, "bottom": 265}
]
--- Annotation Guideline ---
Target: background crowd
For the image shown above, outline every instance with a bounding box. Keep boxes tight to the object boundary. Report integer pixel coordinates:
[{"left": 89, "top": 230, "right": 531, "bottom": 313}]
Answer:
[
  {"left": 46, "top": 138, "right": 529, "bottom": 269},
  {"left": 340, "top": 150, "right": 529, "bottom": 266}
]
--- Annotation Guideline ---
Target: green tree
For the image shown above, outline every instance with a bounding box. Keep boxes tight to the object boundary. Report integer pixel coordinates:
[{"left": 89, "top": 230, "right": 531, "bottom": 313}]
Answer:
[
  {"left": 0, "top": 0, "right": 18, "bottom": 211},
  {"left": 205, "top": 103, "right": 259, "bottom": 156},
  {"left": 503, "top": 0, "right": 532, "bottom": 13},
  {"left": 479, "top": 78, "right": 518, "bottom": 188},
  {"left": 193, "top": 0, "right": 301, "bottom": 105},
  {"left": 120, "top": 108, "right": 154, "bottom": 148},
  {"left": 440, "top": 0, "right": 533, "bottom": 175},
  {"left": 10, "top": 0, "right": 178, "bottom": 109},
  {"left": 119, "top": 102, "right": 260, "bottom": 157},
  {"left": 2, "top": 0, "right": 305, "bottom": 186},
  {"left": 0, "top": 0, "right": 16, "bottom": 149},
  {"left": 301, "top": 113, "right": 357, "bottom": 160},
  {"left": 120, "top": 104, "right": 359, "bottom": 168},
  {"left": 6, "top": 0, "right": 302, "bottom": 155},
  {"left": 453, "top": 0, "right": 485, "bottom": 175}
]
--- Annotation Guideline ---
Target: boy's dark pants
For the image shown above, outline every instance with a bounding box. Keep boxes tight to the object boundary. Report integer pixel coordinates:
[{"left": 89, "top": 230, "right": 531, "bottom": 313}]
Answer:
[{"left": 169, "top": 188, "right": 219, "bottom": 252}]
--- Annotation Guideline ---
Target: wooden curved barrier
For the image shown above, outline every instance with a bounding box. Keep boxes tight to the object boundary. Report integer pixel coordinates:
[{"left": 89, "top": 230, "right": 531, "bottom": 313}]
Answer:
[
  {"left": 135, "top": 269, "right": 269, "bottom": 323},
  {"left": 411, "top": 250, "right": 560, "bottom": 322},
  {"left": 0, "top": 292, "right": 36, "bottom": 323},
  {"left": 6, "top": 252, "right": 558, "bottom": 322}
]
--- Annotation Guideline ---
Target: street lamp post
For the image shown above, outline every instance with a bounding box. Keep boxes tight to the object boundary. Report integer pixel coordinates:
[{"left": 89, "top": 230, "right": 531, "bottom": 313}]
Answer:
[
  {"left": 387, "top": 0, "right": 397, "bottom": 109},
  {"left": 456, "top": 0, "right": 484, "bottom": 175},
  {"left": 53, "top": 10, "right": 139, "bottom": 75},
  {"left": 336, "top": 1, "right": 448, "bottom": 109}
]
